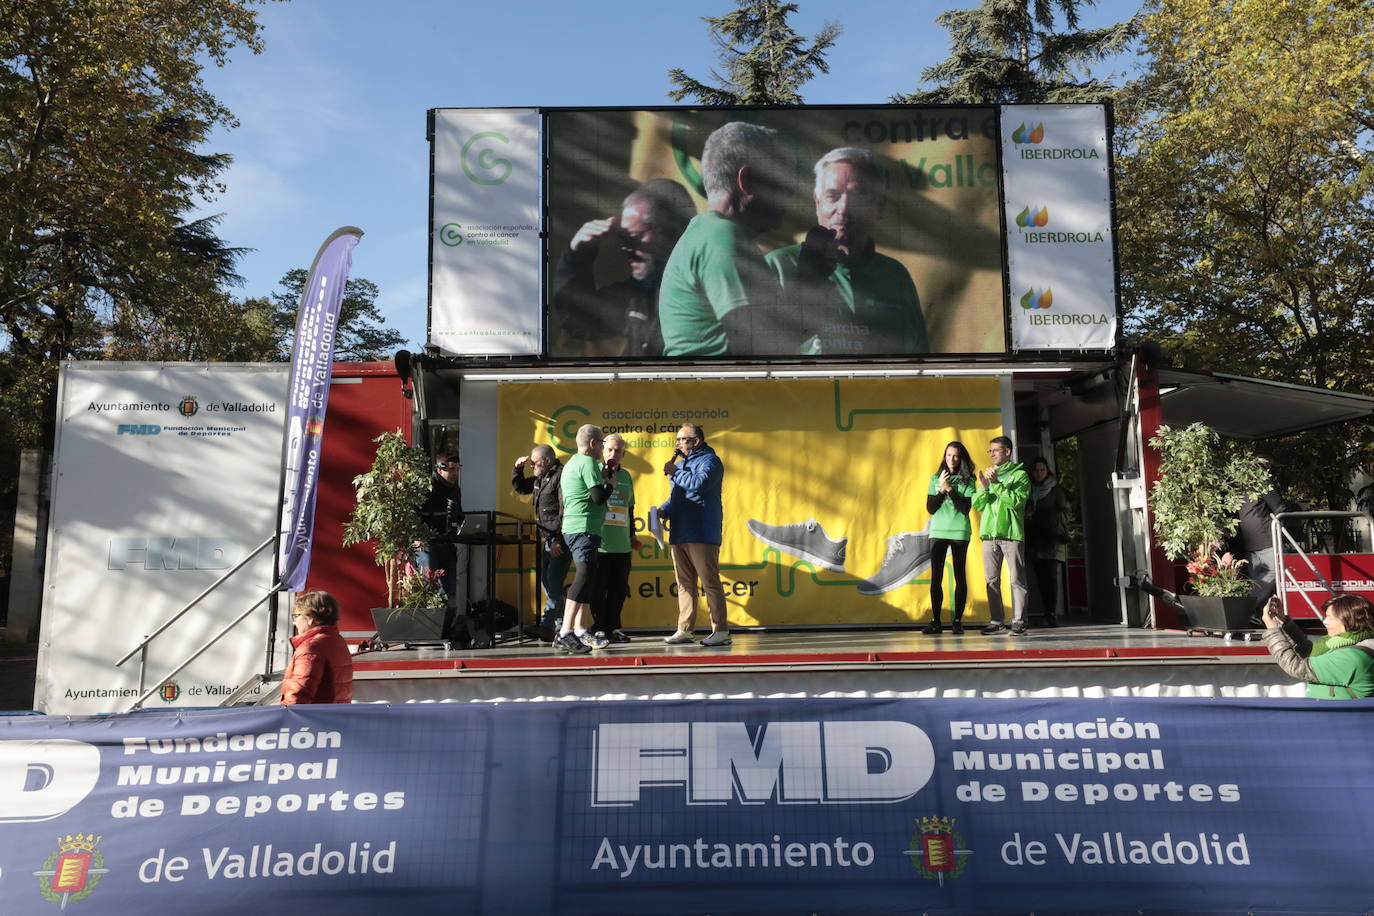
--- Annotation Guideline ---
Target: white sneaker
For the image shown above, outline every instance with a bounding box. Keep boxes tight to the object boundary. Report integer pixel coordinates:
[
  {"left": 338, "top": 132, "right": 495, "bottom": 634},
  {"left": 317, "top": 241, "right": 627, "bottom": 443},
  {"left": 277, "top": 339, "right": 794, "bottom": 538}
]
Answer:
[
  {"left": 582, "top": 630, "right": 610, "bottom": 649},
  {"left": 700, "top": 630, "right": 732, "bottom": 647},
  {"left": 663, "top": 630, "right": 696, "bottom": 644}
]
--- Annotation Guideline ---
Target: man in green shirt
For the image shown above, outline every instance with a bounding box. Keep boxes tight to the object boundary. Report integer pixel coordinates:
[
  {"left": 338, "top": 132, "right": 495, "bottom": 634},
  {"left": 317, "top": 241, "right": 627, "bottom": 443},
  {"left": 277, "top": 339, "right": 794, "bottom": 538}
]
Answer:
[
  {"left": 557, "top": 423, "right": 616, "bottom": 654},
  {"left": 658, "top": 121, "right": 789, "bottom": 357},
  {"left": 766, "top": 147, "right": 929, "bottom": 355}
]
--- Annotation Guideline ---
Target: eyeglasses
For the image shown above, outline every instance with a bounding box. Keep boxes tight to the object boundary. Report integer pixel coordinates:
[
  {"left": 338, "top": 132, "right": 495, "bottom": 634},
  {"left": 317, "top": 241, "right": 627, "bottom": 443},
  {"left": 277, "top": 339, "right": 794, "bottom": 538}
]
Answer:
[
  {"left": 437, "top": 463, "right": 460, "bottom": 470},
  {"left": 676, "top": 436, "right": 696, "bottom": 442}
]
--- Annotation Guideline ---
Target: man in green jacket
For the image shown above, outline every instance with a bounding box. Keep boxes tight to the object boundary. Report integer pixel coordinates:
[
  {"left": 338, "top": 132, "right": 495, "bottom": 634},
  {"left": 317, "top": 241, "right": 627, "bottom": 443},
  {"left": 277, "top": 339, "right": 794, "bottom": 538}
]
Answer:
[{"left": 973, "top": 436, "right": 1031, "bottom": 636}]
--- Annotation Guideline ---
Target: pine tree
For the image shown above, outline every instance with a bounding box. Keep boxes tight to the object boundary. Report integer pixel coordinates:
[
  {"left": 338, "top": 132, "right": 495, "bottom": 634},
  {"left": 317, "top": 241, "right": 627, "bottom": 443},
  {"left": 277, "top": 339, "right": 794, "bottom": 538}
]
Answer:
[
  {"left": 668, "top": 1, "right": 841, "bottom": 106},
  {"left": 894, "top": 0, "right": 1137, "bottom": 104}
]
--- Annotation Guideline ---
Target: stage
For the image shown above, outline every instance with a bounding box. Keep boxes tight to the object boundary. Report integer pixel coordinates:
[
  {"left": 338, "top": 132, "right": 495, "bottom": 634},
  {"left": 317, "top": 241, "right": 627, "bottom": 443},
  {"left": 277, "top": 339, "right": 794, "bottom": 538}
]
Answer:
[{"left": 320, "top": 620, "right": 1305, "bottom": 704}]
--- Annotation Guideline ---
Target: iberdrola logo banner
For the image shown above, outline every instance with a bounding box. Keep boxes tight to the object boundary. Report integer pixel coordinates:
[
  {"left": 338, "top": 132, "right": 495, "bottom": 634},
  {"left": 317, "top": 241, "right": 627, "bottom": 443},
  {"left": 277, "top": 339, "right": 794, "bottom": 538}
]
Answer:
[
  {"left": 498, "top": 377, "right": 1007, "bottom": 627},
  {"left": 1002, "top": 104, "right": 1117, "bottom": 351}
]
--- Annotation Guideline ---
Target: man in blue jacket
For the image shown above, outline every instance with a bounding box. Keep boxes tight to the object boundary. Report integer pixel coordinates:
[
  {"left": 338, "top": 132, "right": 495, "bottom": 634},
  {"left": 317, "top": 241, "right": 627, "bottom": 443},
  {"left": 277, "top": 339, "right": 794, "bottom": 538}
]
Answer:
[{"left": 658, "top": 424, "right": 730, "bottom": 646}]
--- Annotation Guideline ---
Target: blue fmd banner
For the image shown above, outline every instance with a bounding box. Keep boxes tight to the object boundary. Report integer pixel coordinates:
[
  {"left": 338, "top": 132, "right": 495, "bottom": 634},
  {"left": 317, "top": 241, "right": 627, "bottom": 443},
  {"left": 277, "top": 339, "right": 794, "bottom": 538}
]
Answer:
[{"left": 3, "top": 698, "right": 1372, "bottom": 914}]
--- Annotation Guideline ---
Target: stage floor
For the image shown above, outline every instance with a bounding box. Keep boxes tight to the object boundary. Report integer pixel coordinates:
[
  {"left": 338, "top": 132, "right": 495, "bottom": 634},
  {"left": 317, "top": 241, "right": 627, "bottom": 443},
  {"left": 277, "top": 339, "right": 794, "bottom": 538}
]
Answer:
[{"left": 331, "top": 620, "right": 1302, "bottom": 704}]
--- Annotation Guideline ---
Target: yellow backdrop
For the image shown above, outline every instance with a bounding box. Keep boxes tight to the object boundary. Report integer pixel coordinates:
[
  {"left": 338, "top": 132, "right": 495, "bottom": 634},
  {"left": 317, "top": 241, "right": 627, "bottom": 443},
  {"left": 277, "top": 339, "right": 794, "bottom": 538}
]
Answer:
[{"left": 497, "top": 377, "right": 1009, "bottom": 627}]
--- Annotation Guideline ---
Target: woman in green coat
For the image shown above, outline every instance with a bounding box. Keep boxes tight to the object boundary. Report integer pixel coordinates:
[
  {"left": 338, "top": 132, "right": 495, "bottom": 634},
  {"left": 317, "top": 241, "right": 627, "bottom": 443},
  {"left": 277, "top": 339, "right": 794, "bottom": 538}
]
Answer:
[
  {"left": 1262, "top": 593, "right": 1374, "bottom": 699},
  {"left": 923, "top": 442, "right": 976, "bottom": 635}
]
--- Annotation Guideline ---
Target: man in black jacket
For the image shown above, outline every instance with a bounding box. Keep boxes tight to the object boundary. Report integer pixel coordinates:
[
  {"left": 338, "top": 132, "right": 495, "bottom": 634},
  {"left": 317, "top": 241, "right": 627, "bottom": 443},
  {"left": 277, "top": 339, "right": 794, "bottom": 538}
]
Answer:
[
  {"left": 513, "top": 444, "right": 568, "bottom": 637},
  {"left": 1236, "top": 453, "right": 1299, "bottom": 614},
  {"left": 420, "top": 453, "right": 469, "bottom": 640}
]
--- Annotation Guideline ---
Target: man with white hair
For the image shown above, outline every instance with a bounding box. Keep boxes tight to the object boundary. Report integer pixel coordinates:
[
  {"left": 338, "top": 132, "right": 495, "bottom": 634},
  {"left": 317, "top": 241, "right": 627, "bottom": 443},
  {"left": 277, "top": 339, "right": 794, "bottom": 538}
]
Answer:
[
  {"left": 766, "top": 146, "right": 928, "bottom": 355},
  {"left": 591, "top": 433, "right": 639, "bottom": 642},
  {"left": 658, "top": 121, "right": 790, "bottom": 357}
]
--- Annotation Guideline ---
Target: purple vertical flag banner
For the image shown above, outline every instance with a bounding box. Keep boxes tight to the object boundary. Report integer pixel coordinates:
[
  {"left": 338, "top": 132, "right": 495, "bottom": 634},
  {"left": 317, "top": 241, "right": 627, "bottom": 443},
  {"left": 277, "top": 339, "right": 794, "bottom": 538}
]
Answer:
[{"left": 278, "top": 227, "right": 364, "bottom": 592}]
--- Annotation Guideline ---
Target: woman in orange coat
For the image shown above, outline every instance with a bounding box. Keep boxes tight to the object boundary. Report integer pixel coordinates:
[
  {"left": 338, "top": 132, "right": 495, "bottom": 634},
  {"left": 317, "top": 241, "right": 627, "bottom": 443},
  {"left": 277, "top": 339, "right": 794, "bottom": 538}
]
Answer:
[{"left": 280, "top": 591, "right": 354, "bottom": 705}]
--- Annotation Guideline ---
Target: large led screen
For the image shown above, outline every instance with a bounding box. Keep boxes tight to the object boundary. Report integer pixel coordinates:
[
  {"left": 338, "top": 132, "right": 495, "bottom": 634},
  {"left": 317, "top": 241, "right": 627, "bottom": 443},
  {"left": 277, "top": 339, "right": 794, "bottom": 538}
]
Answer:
[{"left": 546, "top": 107, "right": 1005, "bottom": 360}]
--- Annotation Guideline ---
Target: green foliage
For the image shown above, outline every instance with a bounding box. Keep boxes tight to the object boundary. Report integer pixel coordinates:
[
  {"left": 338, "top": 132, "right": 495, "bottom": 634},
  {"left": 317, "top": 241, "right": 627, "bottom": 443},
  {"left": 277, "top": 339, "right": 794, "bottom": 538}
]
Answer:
[
  {"left": 895, "top": 0, "right": 1138, "bottom": 103},
  {"left": 1148, "top": 423, "right": 1270, "bottom": 564},
  {"left": 0, "top": 0, "right": 275, "bottom": 450},
  {"left": 263, "top": 269, "right": 407, "bottom": 362},
  {"left": 668, "top": 1, "right": 841, "bottom": 105},
  {"left": 342, "top": 432, "right": 433, "bottom": 607},
  {"left": 1117, "top": 0, "right": 1374, "bottom": 509},
  {"left": 395, "top": 569, "right": 445, "bottom": 610}
]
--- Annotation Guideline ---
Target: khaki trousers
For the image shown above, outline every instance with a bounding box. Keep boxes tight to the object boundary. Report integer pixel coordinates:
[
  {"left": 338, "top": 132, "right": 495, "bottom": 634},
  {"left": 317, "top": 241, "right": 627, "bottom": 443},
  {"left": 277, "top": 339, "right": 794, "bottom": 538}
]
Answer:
[
  {"left": 671, "top": 542, "right": 728, "bottom": 632},
  {"left": 981, "top": 538, "right": 1028, "bottom": 624}
]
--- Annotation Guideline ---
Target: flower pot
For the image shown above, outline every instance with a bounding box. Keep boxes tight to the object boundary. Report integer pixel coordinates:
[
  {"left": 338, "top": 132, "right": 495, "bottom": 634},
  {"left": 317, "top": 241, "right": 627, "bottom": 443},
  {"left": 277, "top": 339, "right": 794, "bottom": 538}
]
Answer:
[
  {"left": 370, "top": 606, "right": 448, "bottom": 643},
  {"left": 1179, "top": 596, "right": 1255, "bottom": 631}
]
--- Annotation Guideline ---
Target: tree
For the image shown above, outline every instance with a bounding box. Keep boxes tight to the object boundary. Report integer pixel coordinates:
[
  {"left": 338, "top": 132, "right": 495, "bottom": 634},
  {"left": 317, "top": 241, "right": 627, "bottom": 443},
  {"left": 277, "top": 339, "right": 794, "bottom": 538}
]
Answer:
[
  {"left": 895, "top": 0, "right": 1137, "bottom": 104},
  {"left": 261, "top": 269, "right": 407, "bottom": 362},
  {"left": 667, "top": 1, "right": 841, "bottom": 105},
  {"left": 0, "top": 0, "right": 273, "bottom": 444},
  {"left": 1116, "top": 0, "right": 1374, "bottom": 509},
  {"left": 0, "top": 0, "right": 273, "bottom": 610}
]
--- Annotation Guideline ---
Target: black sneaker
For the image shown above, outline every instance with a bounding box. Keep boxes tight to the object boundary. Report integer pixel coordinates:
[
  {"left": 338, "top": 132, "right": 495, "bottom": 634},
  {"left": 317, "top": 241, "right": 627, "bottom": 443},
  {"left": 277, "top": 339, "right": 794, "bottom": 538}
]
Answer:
[
  {"left": 608, "top": 629, "right": 632, "bottom": 643},
  {"left": 920, "top": 621, "right": 943, "bottom": 635},
  {"left": 951, "top": 621, "right": 965, "bottom": 635},
  {"left": 1043, "top": 614, "right": 1059, "bottom": 628},
  {"left": 554, "top": 632, "right": 591, "bottom": 654},
  {"left": 981, "top": 621, "right": 1007, "bottom": 635},
  {"left": 1010, "top": 621, "right": 1028, "bottom": 637}
]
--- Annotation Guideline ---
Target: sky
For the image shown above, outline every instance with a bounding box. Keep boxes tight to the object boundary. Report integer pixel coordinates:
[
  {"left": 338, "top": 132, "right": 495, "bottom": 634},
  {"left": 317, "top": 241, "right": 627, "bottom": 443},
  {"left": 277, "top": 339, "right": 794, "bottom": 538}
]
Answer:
[{"left": 198, "top": 0, "right": 1146, "bottom": 350}]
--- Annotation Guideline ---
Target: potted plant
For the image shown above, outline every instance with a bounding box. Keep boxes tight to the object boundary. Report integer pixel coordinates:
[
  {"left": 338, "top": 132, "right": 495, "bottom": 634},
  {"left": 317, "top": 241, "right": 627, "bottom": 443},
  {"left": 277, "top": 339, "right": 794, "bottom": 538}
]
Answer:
[
  {"left": 343, "top": 431, "right": 445, "bottom": 640},
  {"left": 1148, "top": 423, "right": 1271, "bottom": 628}
]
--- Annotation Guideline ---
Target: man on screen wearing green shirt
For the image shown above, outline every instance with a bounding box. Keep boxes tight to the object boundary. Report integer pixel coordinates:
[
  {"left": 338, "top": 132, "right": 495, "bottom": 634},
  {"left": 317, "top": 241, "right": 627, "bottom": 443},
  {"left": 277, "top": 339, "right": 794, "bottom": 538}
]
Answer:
[
  {"left": 766, "top": 146, "right": 929, "bottom": 356},
  {"left": 658, "top": 121, "right": 790, "bottom": 357}
]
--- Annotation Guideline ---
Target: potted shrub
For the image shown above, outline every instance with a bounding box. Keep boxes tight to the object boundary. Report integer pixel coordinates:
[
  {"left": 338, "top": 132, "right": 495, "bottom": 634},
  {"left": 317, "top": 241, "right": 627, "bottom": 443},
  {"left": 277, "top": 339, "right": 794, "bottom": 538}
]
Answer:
[
  {"left": 343, "top": 431, "right": 445, "bottom": 640},
  {"left": 1148, "top": 423, "right": 1271, "bottom": 628}
]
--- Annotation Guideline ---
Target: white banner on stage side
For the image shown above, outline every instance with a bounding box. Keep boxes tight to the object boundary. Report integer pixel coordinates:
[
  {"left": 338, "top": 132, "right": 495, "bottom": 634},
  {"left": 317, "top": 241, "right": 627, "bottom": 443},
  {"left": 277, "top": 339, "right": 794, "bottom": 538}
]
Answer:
[
  {"left": 36, "top": 363, "right": 288, "bottom": 714},
  {"left": 1002, "top": 104, "right": 1117, "bottom": 351},
  {"left": 429, "top": 108, "right": 542, "bottom": 356}
]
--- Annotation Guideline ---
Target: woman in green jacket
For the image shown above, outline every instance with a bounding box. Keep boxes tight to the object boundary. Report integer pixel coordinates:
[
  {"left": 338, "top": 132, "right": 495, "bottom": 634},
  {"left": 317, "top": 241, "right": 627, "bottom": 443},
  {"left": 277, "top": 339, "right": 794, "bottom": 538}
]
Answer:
[
  {"left": 1262, "top": 593, "right": 1374, "bottom": 698},
  {"left": 923, "top": 442, "right": 976, "bottom": 635}
]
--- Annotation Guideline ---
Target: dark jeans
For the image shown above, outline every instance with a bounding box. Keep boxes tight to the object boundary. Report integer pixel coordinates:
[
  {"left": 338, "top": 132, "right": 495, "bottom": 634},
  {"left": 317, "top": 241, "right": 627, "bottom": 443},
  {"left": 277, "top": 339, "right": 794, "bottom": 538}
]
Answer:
[
  {"left": 1031, "top": 557, "right": 1064, "bottom": 620},
  {"left": 929, "top": 538, "right": 969, "bottom": 621},
  {"left": 592, "top": 551, "right": 632, "bottom": 634},
  {"left": 540, "top": 542, "right": 572, "bottom": 627}
]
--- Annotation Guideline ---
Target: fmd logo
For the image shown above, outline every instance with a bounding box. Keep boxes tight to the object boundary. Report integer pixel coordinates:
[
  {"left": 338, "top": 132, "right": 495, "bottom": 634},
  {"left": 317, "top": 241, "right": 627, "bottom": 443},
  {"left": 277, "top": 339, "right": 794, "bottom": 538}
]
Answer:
[
  {"left": 108, "top": 538, "right": 242, "bottom": 570},
  {"left": 116, "top": 424, "right": 161, "bottom": 436},
  {"left": 0, "top": 739, "right": 101, "bottom": 824},
  {"left": 591, "top": 720, "right": 935, "bottom": 806}
]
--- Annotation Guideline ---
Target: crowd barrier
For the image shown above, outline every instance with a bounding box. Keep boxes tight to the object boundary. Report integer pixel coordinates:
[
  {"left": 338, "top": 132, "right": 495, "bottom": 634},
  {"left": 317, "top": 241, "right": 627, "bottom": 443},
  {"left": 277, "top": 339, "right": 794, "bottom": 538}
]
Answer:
[{"left": 3, "top": 697, "right": 1370, "bottom": 914}]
